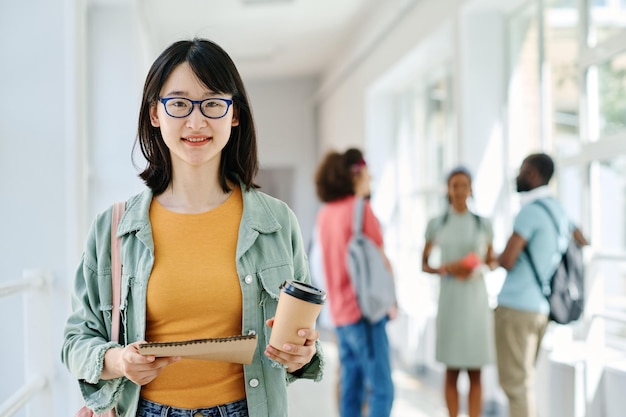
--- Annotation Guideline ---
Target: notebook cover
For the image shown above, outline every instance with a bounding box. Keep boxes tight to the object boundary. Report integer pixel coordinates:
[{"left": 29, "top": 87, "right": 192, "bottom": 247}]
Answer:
[{"left": 137, "top": 334, "right": 257, "bottom": 364}]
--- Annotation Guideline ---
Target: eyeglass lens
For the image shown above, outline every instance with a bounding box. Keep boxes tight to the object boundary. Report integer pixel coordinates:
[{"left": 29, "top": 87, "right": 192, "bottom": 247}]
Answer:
[{"left": 164, "top": 98, "right": 230, "bottom": 118}]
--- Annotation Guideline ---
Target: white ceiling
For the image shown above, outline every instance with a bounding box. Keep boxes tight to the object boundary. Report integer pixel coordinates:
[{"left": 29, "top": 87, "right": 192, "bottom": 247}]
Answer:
[{"left": 137, "top": 0, "right": 378, "bottom": 81}]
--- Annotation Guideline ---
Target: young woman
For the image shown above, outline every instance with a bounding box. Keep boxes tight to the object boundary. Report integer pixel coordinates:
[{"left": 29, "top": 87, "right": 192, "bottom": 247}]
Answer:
[
  {"left": 61, "top": 38, "right": 322, "bottom": 417},
  {"left": 421, "top": 167, "right": 497, "bottom": 417},
  {"left": 314, "top": 148, "right": 396, "bottom": 417}
]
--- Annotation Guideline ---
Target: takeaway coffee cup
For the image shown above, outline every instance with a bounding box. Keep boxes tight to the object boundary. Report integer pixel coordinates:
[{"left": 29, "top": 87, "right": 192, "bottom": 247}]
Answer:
[{"left": 269, "top": 280, "right": 326, "bottom": 351}]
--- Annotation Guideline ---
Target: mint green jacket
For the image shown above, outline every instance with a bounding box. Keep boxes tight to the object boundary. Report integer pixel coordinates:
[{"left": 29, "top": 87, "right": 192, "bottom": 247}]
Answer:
[{"left": 61, "top": 186, "right": 324, "bottom": 417}]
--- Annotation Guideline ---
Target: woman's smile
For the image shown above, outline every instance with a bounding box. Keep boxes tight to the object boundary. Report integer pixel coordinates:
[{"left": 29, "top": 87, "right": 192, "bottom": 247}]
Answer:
[{"left": 183, "top": 136, "right": 211, "bottom": 144}]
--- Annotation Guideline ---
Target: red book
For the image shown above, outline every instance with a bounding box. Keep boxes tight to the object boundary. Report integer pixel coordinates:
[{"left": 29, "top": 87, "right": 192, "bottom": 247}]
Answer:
[{"left": 460, "top": 252, "right": 481, "bottom": 270}]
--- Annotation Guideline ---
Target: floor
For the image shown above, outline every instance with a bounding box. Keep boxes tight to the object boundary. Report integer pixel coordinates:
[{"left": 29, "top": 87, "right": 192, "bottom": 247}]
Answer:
[{"left": 287, "top": 339, "right": 452, "bottom": 417}]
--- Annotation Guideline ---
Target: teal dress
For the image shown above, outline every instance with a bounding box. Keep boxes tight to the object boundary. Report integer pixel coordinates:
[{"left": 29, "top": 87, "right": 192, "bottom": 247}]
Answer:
[{"left": 425, "top": 209, "right": 495, "bottom": 369}]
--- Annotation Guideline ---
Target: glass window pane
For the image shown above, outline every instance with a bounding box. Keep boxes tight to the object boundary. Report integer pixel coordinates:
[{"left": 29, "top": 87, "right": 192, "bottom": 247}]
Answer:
[
  {"left": 557, "top": 164, "right": 585, "bottom": 225},
  {"left": 590, "top": 157, "right": 626, "bottom": 252},
  {"left": 589, "top": 157, "right": 626, "bottom": 348},
  {"left": 588, "top": 52, "right": 626, "bottom": 139},
  {"left": 545, "top": 0, "right": 581, "bottom": 158},
  {"left": 591, "top": 258, "right": 626, "bottom": 351},
  {"left": 587, "top": 0, "right": 626, "bottom": 46}
]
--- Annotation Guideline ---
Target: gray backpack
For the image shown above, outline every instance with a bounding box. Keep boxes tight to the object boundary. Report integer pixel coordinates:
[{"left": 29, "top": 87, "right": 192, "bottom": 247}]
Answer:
[
  {"left": 347, "top": 198, "right": 397, "bottom": 323},
  {"left": 524, "top": 199, "right": 585, "bottom": 324}
]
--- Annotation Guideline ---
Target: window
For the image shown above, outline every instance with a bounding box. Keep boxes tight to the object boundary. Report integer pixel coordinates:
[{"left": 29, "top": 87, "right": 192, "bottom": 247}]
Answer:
[
  {"left": 589, "top": 157, "right": 626, "bottom": 349},
  {"left": 545, "top": 0, "right": 581, "bottom": 157},
  {"left": 587, "top": 0, "right": 626, "bottom": 46},
  {"left": 507, "top": 0, "right": 626, "bottom": 354},
  {"left": 590, "top": 157, "right": 626, "bottom": 253},
  {"left": 588, "top": 52, "right": 626, "bottom": 139}
]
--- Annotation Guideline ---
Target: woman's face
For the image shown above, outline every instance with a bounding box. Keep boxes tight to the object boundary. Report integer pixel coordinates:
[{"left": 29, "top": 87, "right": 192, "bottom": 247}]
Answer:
[
  {"left": 447, "top": 173, "right": 472, "bottom": 208},
  {"left": 353, "top": 166, "right": 372, "bottom": 198},
  {"left": 149, "top": 62, "right": 239, "bottom": 172}
]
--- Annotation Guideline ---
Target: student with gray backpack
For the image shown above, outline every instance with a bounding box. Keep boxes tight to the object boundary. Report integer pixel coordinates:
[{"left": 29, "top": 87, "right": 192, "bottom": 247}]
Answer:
[
  {"left": 497, "top": 153, "right": 587, "bottom": 417},
  {"left": 314, "top": 148, "right": 396, "bottom": 417}
]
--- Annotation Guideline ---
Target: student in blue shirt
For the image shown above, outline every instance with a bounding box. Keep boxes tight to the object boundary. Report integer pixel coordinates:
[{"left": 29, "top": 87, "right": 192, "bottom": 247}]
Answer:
[{"left": 496, "top": 153, "right": 587, "bottom": 417}]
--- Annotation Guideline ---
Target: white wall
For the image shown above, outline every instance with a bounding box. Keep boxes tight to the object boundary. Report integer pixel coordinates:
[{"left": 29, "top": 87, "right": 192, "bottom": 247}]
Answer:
[
  {"left": 0, "top": 0, "right": 79, "bottom": 415},
  {"left": 246, "top": 78, "right": 320, "bottom": 245},
  {"left": 86, "top": 4, "right": 146, "bottom": 219}
]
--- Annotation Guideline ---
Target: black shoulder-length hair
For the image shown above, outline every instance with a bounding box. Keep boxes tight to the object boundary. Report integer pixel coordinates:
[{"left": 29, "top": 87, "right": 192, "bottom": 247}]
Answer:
[{"left": 134, "top": 38, "right": 259, "bottom": 194}]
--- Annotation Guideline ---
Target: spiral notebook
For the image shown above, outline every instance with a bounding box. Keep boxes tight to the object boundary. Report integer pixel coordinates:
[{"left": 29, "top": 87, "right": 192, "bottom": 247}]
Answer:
[{"left": 138, "top": 334, "right": 257, "bottom": 364}]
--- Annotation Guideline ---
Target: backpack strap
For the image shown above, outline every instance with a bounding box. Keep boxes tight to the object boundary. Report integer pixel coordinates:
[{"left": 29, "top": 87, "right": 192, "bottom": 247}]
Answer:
[
  {"left": 533, "top": 199, "right": 560, "bottom": 234},
  {"left": 523, "top": 199, "right": 565, "bottom": 297},
  {"left": 434, "top": 209, "right": 482, "bottom": 236},
  {"left": 524, "top": 244, "right": 549, "bottom": 297},
  {"left": 352, "top": 197, "right": 366, "bottom": 236},
  {"left": 110, "top": 201, "right": 125, "bottom": 343}
]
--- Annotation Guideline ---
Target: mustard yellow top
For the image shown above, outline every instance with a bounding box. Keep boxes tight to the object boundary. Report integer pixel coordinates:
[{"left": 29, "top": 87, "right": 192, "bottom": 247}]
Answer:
[{"left": 141, "top": 186, "right": 245, "bottom": 407}]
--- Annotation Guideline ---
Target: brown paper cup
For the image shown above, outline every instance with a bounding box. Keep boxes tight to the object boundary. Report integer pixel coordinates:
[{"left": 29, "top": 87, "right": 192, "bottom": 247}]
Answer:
[{"left": 269, "top": 281, "right": 326, "bottom": 351}]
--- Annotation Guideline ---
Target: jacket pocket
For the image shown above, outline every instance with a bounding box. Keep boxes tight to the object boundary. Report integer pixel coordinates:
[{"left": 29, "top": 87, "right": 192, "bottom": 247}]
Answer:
[{"left": 257, "top": 262, "right": 294, "bottom": 328}]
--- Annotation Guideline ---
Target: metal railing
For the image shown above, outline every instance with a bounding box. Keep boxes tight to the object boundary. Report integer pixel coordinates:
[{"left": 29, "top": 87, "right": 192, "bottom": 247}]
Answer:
[{"left": 0, "top": 270, "right": 54, "bottom": 417}]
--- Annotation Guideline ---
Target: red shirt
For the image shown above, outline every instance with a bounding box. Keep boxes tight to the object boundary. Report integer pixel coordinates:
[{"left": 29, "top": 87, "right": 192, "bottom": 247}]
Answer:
[{"left": 316, "top": 196, "right": 384, "bottom": 326}]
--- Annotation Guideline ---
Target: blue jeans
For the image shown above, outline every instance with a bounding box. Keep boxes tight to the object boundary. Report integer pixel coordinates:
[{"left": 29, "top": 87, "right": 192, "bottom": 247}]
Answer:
[
  {"left": 136, "top": 397, "right": 248, "bottom": 417},
  {"left": 335, "top": 317, "right": 394, "bottom": 417}
]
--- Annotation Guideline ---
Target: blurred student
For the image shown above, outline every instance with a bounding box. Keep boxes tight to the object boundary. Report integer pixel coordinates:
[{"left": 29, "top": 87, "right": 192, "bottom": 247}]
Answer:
[
  {"left": 496, "top": 153, "right": 587, "bottom": 417},
  {"left": 422, "top": 166, "right": 497, "bottom": 417},
  {"left": 314, "top": 148, "right": 396, "bottom": 417}
]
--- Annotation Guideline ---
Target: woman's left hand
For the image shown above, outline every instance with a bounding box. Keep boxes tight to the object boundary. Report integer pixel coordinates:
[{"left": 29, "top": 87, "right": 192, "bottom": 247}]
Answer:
[{"left": 264, "top": 318, "right": 318, "bottom": 374}]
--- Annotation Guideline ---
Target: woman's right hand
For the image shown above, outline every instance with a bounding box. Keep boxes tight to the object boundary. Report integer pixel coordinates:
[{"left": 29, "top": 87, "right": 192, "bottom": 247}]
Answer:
[{"left": 102, "top": 341, "right": 180, "bottom": 385}]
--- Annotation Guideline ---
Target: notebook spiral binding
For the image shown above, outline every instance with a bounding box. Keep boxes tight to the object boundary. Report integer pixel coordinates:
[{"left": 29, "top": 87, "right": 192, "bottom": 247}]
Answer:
[{"left": 139, "top": 334, "right": 257, "bottom": 349}]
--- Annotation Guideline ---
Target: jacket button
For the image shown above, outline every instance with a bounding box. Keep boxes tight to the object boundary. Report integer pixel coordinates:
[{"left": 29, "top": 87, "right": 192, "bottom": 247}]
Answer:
[
  {"left": 249, "top": 378, "right": 259, "bottom": 387},
  {"left": 245, "top": 275, "right": 253, "bottom": 284}
]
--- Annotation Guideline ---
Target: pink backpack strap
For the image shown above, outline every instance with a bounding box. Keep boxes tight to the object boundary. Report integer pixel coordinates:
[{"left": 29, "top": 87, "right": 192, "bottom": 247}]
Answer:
[{"left": 110, "top": 202, "right": 125, "bottom": 343}]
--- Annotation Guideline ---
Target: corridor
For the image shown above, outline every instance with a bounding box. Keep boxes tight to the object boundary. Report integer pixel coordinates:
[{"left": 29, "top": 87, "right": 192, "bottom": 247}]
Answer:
[
  {"left": 3, "top": 1, "right": 626, "bottom": 416},
  {"left": 288, "top": 338, "right": 452, "bottom": 417}
]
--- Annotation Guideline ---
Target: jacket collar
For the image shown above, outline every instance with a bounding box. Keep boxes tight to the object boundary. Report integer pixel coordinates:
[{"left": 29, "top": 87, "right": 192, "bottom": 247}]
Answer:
[{"left": 239, "top": 185, "right": 282, "bottom": 234}]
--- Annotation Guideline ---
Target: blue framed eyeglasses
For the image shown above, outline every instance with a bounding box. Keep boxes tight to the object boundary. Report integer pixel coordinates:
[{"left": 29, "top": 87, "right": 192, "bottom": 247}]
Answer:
[{"left": 158, "top": 97, "right": 233, "bottom": 119}]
